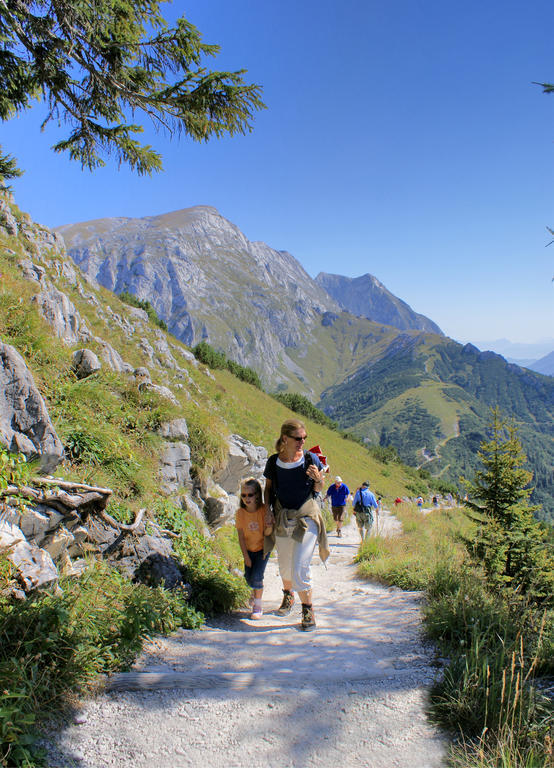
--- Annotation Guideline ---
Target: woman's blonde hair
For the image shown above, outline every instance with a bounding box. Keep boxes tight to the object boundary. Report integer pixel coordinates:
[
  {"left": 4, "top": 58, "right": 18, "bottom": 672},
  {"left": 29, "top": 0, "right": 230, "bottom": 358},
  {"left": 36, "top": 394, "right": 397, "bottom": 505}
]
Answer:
[
  {"left": 239, "top": 477, "right": 263, "bottom": 509},
  {"left": 275, "top": 418, "right": 307, "bottom": 452}
]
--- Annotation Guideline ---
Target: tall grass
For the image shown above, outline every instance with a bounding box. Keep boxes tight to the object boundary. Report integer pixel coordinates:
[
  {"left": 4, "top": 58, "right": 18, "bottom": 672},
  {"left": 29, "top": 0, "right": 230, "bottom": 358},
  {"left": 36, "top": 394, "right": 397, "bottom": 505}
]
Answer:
[
  {"left": 0, "top": 559, "right": 202, "bottom": 767},
  {"left": 355, "top": 504, "right": 553, "bottom": 767}
]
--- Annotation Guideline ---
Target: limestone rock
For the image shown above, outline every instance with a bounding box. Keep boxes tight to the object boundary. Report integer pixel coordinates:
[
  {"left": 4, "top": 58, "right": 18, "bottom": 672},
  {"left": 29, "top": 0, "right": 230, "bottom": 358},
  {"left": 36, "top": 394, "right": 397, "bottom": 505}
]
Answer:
[
  {"left": 0, "top": 198, "right": 19, "bottom": 235},
  {"left": 203, "top": 489, "right": 237, "bottom": 529},
  {"left": 159, "top": 441, "right": 191, "bottom": 493},
  {"left": 32, "top": 285, "right": 91, "bottom": 344},
  {"left": 42, "top": 527, "right": 75, "bottom": 561},
  {"left": 1, "top": 523, "right": 59, "bottom": 591},
  {"left": 72, "top": 349, "right": 102, "bottom": 379},
  {"left": 94, "top": 337, "right": 133, "bottom": 373},
  {"left": 159, "top": 418, "right": 189, "bottom": 441},
  {"left": 214, "top": 434, "right": 268, "bottom": 494},
  {"left": 0, "top": 342, "right": 64, "bottom": 472}
]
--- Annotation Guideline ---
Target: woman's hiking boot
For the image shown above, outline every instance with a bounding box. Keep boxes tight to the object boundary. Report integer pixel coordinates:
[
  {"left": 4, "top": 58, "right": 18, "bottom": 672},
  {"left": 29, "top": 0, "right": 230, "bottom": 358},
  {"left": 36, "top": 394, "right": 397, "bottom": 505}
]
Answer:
[
  {"left": 301, "top": 603, "right": 316, "bottom": 632},
  {"left": 276, "top": 589, "right": 294, "bottom": 616}
]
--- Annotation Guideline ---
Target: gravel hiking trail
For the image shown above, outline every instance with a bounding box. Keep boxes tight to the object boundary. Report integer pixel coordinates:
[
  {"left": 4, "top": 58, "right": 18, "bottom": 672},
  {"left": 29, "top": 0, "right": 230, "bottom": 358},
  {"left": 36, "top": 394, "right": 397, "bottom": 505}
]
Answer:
[{"left": 43, "top": 509, "right": 447, "bottom": 768}]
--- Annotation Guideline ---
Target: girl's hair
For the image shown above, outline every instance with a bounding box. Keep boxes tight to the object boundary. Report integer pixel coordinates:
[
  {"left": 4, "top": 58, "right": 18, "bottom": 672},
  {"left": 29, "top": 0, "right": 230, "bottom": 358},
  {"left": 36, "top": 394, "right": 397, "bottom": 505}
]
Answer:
[
  {"left": 275, "top": 418, "right": 306, "bottom": 452},
  {"left": 239, "top": 477, "right": 263, "bottom": 509}
]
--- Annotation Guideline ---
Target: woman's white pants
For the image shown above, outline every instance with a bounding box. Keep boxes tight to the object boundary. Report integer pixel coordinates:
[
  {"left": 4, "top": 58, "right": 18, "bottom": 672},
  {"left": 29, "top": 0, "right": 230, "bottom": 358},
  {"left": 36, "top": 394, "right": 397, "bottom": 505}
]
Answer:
[{"left": 275, "top": 518, "right": 318, "bottom": 592}]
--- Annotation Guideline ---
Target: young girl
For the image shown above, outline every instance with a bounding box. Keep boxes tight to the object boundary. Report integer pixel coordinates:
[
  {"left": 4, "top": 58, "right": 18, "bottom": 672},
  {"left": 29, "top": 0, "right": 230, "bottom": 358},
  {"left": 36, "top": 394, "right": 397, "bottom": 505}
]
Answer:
[{"left": 235, "top": 477, "right": 273, "bottom": 620}]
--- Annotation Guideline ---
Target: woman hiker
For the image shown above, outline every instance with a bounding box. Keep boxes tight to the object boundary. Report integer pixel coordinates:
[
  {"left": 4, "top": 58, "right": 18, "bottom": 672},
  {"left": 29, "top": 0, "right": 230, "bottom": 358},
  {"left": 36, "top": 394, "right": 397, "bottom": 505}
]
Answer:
[{"left": 263, "top": 419, "right": 329, "bottom": 631}]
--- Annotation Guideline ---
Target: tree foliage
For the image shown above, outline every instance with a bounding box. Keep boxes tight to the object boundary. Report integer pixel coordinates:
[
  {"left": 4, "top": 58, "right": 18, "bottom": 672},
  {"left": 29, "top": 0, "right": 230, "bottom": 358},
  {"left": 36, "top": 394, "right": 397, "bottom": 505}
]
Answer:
[
  {"left": 272, "top": 391, "right": 338, "bottom": 430},
  {"left": 192, "top": 340, "right": 262, "bottom": 389},
  {"left": 0, "top": 0, "right": 265, "bottom": 177},
  {"left": 464, "top": 408, "right": 553, "bottom": 603}
]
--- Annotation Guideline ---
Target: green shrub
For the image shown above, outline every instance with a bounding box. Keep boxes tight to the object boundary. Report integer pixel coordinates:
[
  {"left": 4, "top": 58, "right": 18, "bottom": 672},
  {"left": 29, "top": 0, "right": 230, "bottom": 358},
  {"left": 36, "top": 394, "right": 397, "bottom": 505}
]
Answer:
[
  {"left": 193, "top": 341, "right": 262, "bottom": 388},
  {"left": 0, "top": 560, "right": 202, "bottom": 766},
  {"left": 154, "top": 501, "right": 249, "bottom": 615},
  {"left": 271, "top": 392, "right": 337, "bottom": 429},
  {"left": 119, "top": 290, "right": 167, "bottom": 330}
]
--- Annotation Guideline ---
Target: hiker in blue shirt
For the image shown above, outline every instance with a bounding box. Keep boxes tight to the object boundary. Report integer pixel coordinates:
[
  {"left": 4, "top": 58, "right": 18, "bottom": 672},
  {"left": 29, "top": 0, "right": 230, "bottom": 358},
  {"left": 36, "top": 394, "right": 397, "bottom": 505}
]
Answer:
[
  {"left": 325, "top": 476, "right": 350, "bottom": 538},
  {"left": 352, "top": 481, "right": 378, "bottom": 542}
]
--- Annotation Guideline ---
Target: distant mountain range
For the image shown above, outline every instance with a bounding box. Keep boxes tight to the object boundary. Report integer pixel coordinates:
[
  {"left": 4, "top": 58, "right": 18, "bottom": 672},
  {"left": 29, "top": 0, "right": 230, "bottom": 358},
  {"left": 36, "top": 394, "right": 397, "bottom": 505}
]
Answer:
[
  {"left": 58, "top": 207, "right": 554, "bottom": 520},
  {"left": 474, "top": 338, "right": 554, "bottom": 375}
]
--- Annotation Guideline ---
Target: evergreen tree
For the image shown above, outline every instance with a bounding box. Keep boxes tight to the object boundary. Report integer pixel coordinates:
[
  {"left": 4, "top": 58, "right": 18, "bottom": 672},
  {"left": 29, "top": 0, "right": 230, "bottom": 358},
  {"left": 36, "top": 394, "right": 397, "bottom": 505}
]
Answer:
[
  {"left": 464, "top": 408, "right": 553, "bottom": 603},
  {"left": 0, "top": 0, "right": 264, "bottom": 178}
]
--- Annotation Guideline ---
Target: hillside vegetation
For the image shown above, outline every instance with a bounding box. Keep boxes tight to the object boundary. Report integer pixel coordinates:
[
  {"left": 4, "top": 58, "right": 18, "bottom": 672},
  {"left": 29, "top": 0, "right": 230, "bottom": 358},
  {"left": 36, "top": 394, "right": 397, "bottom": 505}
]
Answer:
[
  {"left": 0, "top": 194, "right": 432, "bottom": 765},
  {"left": 319, "top": 335, "right": 554, "bottom": 521},
  {"left": 57, "top": 206, "right": 553, "bottom": 523}
]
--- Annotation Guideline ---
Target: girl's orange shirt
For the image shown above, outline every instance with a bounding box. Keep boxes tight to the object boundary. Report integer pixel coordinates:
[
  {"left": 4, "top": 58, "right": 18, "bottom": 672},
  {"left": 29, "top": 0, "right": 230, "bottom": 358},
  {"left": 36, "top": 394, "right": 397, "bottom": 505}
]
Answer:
[{"left": 235, "top": 504, "right": 267, "bottom": 552}]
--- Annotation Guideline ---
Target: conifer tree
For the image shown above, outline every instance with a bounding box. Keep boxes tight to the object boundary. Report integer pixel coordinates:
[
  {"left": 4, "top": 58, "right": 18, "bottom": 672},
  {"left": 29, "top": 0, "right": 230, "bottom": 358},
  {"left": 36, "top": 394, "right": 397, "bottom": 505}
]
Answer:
[
  {"left": 0, "top": 0, "right": 264, "bottom": 178},
  {"left": 464, "top": 408, "right": 553, "bottom": 603}
]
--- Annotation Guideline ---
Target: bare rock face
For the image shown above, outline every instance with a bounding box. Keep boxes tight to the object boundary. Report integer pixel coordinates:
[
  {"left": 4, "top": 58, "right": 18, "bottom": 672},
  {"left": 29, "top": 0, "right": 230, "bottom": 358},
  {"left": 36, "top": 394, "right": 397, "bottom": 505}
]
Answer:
[
  {"left": 315, "top": 272, "right": 443, "bottom": 335},
  {"left": 159, "top": 442, "right": 191, "bottom": 493},
  {"left": 0, "top": 342, "right": 64, "bottom": 472},
  {"left": 32, "top": 285, "right": 91, "bottom": 344},
  {"left": 214, "top": 434, "right": 268, "bottom": 494},
  {"left": 56, "top": 206, "right": 341, "bottom": 385}
]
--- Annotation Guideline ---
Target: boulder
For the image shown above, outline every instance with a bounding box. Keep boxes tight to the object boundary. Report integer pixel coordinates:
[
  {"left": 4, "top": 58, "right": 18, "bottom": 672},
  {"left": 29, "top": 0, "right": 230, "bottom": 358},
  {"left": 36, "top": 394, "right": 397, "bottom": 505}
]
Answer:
[
  {"left": 159, "top": 418, "right": 189, "bottom": 441},
  {"left": 17, "top": 506, "right": 63, "bottom": 544},
  {"left": 203, "top": 491, "right": 237, "bottom": 529},
  {"left": 72, "top": 349, "right": 102, "bottom": 379},
  {"left": 0, "top": 523, "right": 59, "bottom": 591},
  {"left": 0, "top": 342, "right": 65, "bottom": 472},
  {"left": 134, "top": 553, "right": 187, "bottom": 590},
  {"left": 214, "top": 434, "right": 268, "bottom": 494}
]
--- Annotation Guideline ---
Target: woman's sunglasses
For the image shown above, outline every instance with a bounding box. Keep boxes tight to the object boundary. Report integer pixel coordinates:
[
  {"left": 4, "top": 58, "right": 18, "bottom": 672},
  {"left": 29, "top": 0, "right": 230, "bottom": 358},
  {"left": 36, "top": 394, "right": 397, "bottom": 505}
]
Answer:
[{"left": 241, "top": 492, "right": 255, "bottom": 498}]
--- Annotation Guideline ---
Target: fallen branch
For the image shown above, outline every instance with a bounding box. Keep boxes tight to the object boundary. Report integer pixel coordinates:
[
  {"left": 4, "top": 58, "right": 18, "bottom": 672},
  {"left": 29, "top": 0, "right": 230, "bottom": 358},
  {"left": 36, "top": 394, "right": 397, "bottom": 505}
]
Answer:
[
  {"left": 146, "top": 519, "right": 181, "bottom": 539},
  {"left": 33, "top": 477, "right": 113, "bottom": 495},
  {"left": 97, "top": 508, "right": 145, "bottom": 532}
]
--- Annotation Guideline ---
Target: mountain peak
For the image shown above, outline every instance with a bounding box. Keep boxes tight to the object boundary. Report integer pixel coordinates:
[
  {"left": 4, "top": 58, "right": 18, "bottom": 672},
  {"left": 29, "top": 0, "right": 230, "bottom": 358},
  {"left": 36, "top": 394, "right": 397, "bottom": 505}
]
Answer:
[{"left": 315, "top": 272, "right": 442, "bottom": 335}]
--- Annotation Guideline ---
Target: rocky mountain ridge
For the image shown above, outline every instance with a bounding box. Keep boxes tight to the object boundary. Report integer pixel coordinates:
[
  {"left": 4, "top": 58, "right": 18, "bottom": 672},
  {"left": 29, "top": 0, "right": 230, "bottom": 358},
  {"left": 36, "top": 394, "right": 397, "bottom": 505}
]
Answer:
[
  {"left": 57, "top": 206, "right": 441, "bottom": 392},
  {"left": 57, "top": 206, "right": 341, "bottom": 390},
  {"left": 315, "top": 271, "right": 443, "bottom": 334}
]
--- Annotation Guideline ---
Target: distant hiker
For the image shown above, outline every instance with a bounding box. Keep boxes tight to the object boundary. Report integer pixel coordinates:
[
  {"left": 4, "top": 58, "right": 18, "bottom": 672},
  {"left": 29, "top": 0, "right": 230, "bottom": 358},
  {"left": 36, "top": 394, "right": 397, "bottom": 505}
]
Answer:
[
  {"left": 263, "top": 419, "right": 329, "bottom": 632},
  {"left": 394, "top": 497, "right": 403, "bottom": 506},
  {"left": 325, "top": 475, "right": 350, "bottom": 538},
  {"left": 416, "top": 496, "right": 423, "bottom": 509},
  {"left": 353, "top": 481, "right": 378, "bottom": 542},
  {"left": 432, "top": 495, "right": 439, "bottom": 508},
  {"left": 235, "top": 478, "right": 273, "bottom": 620}
]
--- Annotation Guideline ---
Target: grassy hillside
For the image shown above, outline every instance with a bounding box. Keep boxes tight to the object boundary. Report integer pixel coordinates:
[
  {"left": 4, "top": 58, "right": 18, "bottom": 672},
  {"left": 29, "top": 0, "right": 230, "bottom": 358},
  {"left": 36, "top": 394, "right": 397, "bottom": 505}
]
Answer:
[{"left": 319, "top": 334, "right": 554, "bottom": 521}]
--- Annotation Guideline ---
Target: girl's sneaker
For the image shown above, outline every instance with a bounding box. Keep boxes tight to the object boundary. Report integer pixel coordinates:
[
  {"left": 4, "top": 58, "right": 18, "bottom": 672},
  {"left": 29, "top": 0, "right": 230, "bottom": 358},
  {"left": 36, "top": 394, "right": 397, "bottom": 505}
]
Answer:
[{"left": 250, "top": 599, "right": 263, "bottom": 619}]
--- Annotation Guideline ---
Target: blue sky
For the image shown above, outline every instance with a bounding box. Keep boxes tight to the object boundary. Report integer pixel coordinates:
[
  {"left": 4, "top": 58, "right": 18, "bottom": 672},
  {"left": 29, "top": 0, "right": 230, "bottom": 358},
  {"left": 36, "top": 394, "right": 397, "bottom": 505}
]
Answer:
[{"left": 3, "top": 0, "right": 554, "bottom": 347}]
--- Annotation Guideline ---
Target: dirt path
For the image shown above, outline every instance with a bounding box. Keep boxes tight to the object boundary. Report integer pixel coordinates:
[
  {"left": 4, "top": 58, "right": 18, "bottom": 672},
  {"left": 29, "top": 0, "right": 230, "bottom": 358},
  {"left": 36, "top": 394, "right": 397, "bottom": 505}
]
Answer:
[{"left": 43, "top": 511, "right": 447, "bottom": 767}]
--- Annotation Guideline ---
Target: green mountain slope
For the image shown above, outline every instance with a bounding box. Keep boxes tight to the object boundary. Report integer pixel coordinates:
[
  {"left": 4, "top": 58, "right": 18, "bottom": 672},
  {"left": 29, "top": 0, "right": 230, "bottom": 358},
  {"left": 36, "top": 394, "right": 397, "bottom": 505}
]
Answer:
[{"left": 318, "top": 336, "right": 554, "bottom": 520}]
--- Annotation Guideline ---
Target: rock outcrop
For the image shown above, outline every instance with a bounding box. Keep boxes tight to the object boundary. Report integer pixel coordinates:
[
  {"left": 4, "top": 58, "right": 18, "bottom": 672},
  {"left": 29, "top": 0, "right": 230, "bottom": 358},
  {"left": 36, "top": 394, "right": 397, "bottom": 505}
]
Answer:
[{"left": 0, "top": 342, "right": 65, "bottom": 472}]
